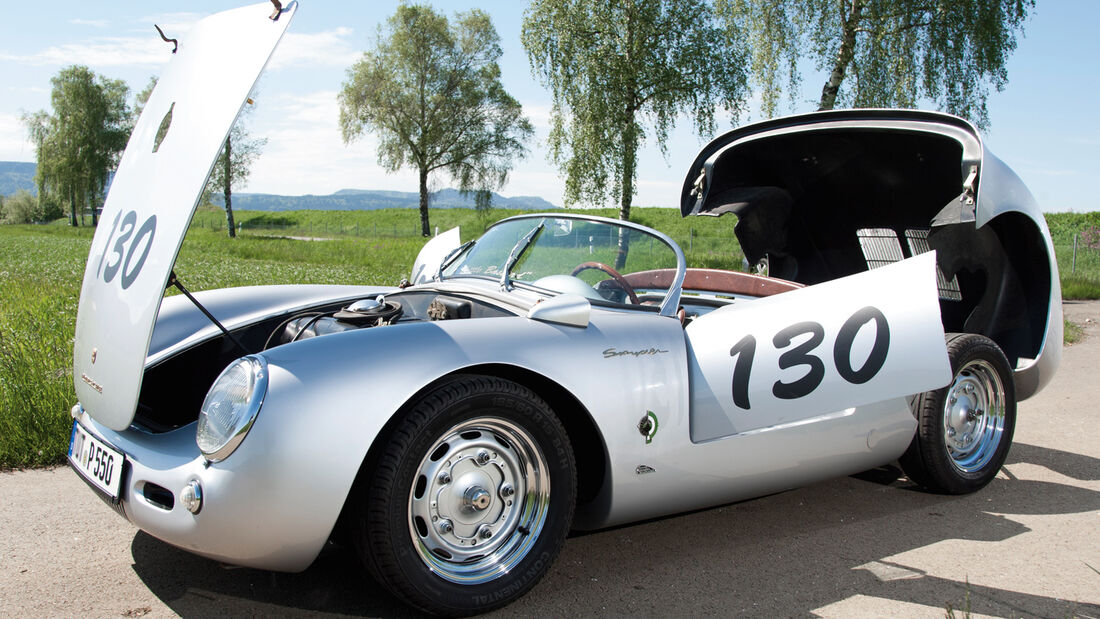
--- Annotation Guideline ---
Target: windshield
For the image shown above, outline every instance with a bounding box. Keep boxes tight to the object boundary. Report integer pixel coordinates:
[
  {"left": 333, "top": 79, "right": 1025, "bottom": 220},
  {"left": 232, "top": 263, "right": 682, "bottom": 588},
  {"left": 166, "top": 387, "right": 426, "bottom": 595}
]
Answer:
[{"left": 441, "top": 215, "right": 684, "bottom": 309}]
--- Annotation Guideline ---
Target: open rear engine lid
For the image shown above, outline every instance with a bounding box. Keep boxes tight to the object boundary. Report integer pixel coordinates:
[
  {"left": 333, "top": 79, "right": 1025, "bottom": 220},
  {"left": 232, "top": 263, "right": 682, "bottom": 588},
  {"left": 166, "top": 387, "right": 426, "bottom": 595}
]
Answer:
[
  {"left": 680, "top": 109, "right": 983, "bottom": 219},
  {"left": 73, "top": 2, "right": 297, "bottom": 431}
]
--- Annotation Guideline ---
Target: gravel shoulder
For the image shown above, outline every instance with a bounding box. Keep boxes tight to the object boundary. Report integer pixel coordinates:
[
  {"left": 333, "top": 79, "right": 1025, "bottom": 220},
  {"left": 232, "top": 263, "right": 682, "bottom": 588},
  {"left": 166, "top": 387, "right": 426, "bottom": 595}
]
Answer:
[{"left": 2, "top": 302, "right": 1098, "bottom": 618}]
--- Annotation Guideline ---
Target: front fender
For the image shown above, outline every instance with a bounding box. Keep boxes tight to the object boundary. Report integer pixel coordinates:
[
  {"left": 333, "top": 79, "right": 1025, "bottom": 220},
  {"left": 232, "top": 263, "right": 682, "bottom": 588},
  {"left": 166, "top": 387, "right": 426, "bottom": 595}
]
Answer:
[{"left": 250, "top": 311, "right": 690, "bottom": 548}]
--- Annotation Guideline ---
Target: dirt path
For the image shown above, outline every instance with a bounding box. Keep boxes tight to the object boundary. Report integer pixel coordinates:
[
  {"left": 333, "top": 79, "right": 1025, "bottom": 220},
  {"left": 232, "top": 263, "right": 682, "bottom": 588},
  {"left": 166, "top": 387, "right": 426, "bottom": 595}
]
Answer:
[{"left": 2, "top": 303, "right": 1098, "bottom": 618}]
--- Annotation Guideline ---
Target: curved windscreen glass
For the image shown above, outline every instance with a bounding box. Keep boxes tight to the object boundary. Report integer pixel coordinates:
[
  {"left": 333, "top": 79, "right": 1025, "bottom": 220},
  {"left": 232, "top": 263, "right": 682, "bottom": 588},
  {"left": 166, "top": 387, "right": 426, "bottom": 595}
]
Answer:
[{"left": 441, "top": 216, "right": 682, "bottom": 306}]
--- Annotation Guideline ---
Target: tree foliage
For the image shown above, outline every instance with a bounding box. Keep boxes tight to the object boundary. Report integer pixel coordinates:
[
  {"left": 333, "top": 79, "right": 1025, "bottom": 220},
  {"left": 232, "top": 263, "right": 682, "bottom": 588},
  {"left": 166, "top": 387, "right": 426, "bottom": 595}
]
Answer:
[
  {"left": 1, "top": 189, "right": 40, "bottom": 224},
  {"left": 523, "top": 0, "right": 749, "bottom": 221},
  {"left": 132, "top": 76, "right": 157, "bottom": 119},
  {"left": 339, "top": 4, "right": 533, "bottom": 237},
  {"left": 718, "top": 0, "right": 1034, "bottom": 127},
  {"left": 22, "top": 66, "right": 130, "bottom": 226}
]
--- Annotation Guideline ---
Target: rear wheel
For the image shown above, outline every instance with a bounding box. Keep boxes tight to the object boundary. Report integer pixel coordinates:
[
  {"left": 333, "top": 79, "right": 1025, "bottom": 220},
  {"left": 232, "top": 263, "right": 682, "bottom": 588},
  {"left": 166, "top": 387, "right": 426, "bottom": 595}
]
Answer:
[
  {"left": 356, "top": 376, "right": 575, "bottom": 616},
  {"left": 900, "top": 333, "right": 1016, "bottom": 494}
]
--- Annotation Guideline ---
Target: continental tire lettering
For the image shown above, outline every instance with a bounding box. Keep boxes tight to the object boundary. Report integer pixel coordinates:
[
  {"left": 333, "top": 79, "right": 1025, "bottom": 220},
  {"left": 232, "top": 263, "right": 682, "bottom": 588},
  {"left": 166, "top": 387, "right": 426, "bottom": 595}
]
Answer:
[{"left": 472, "top": 551, "right": 550, "bottom": 605}]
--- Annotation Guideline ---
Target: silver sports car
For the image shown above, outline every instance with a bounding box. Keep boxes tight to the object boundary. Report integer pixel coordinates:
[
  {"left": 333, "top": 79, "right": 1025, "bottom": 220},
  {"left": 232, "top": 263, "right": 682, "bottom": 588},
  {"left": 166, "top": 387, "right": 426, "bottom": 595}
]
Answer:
[{"left": 66, "top": 3, "right": 1061, "bottom": 616}]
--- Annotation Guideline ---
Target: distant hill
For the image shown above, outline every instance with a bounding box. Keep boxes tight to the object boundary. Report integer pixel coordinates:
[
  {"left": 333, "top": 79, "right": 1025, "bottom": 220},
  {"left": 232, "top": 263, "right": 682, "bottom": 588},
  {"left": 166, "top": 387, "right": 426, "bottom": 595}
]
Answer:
[
  {"left": 0, "top": 160, "right": 558, "bottom": 210},
  {"left": 213, "top": 187, "right": 558, "bottom": 211},
  {"left": 0, "top": 162, "right": 36, "bottom": 196}
]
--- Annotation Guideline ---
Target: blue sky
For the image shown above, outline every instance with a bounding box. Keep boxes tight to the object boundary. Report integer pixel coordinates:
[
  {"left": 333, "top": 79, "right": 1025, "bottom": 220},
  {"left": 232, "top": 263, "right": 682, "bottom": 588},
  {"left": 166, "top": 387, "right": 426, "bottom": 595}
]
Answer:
[{"left": 1, "top": 1, "right": 1096, "bottom": 211}]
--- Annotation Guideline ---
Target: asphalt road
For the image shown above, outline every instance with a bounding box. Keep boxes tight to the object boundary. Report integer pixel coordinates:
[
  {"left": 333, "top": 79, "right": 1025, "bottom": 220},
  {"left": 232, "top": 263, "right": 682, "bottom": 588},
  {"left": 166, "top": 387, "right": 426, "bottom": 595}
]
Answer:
[{"left": 2, "top": 302, "right": 1098, "bottom": 618}]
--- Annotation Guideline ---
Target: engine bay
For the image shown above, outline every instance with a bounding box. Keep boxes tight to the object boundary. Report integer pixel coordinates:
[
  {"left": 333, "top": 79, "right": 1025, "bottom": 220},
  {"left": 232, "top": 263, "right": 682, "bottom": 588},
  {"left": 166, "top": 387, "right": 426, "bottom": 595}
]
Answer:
[{"left": 134, "top": 290, "right": 512, "bottom": 433}]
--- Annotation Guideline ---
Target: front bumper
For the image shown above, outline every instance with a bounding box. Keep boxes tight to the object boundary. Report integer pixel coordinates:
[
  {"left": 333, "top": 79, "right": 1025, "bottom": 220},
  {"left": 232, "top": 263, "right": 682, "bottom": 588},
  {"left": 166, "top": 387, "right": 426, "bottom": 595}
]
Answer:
[{"left": 71, "top": 409, "right": 332, "bottom": 572}]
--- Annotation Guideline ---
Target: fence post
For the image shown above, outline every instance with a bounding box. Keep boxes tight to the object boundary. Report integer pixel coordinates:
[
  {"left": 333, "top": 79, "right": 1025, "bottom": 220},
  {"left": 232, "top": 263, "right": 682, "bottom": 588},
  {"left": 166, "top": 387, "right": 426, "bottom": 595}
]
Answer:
[{"left": 1072, "top": 231, "right": 1078, "bottom": 274}]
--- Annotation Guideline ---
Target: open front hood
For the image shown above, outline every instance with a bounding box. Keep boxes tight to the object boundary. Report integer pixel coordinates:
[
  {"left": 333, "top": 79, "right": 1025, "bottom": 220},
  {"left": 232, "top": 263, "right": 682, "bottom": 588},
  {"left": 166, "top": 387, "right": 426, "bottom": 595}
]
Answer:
[{"left": 73, "top": 2, "right": 297, "bottom": 431}]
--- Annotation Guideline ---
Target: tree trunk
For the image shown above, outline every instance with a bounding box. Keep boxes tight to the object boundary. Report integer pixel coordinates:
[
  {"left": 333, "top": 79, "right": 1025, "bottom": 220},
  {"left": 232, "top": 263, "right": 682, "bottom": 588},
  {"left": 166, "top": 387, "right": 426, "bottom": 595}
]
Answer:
[
  {"left": 818, "top": 0, "right": 864, "bottom": 111},
  {"left": 615, "top": 115, "right": 638, "bottom": 270},
  {"left": 69, "top": 193, "right": 77, "bottom": 227},
  {"left": 224, "top": 135, "right": 236, "bottom": 238},
  {"left": 618, "top": 116, "right": 638, "bottom": 222},
  {"left": 418, "top": 166, "right": 430, "bottom": 237}
]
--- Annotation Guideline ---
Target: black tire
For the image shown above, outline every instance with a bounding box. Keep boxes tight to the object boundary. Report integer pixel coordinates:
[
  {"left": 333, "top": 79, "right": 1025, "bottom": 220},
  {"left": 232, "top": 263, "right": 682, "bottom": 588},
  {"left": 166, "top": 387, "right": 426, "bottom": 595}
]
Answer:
[
  {"left": 355, "top": 375, "right": 576, "bottom": 617},
  {"left": 900, "top": 333, "right": 1016, "bottom": 494}
]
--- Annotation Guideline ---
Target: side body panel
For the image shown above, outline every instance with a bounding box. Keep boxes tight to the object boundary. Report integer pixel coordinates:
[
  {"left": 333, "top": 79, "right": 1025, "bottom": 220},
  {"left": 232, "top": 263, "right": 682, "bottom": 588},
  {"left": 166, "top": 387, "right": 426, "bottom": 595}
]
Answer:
[
  {"left": 686, "top": 253, "right": 950, "bottom": 443},
  {"left": 974, "top": 151, "right": 1062, "bottom": 399},
  {"left": 597, "top": 254, "right": 950, "bottom": 528},
  {"left": 87, "top": 259, "right": 951, "bottom": 567},
  {"left": 86, "top": 309, "right": 689, "bottom": 570}
]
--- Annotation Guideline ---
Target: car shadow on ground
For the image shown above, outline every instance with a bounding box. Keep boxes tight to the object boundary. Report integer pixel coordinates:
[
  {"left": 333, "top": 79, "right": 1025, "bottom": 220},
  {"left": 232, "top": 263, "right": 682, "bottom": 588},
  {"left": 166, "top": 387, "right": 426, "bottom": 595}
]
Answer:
[{"left": 129, "top": 441, "right": 1100, "bottom": 617}]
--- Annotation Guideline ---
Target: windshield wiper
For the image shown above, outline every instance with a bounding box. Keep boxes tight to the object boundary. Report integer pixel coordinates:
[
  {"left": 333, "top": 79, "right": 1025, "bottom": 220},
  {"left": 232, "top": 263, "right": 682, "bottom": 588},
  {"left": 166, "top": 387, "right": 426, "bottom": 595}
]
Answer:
[
  {"left": 500, "top": 220, "right": 545, "bottom": 291},
  {"left": 436, "top": 240, "right": 475, "bottom": 281}
]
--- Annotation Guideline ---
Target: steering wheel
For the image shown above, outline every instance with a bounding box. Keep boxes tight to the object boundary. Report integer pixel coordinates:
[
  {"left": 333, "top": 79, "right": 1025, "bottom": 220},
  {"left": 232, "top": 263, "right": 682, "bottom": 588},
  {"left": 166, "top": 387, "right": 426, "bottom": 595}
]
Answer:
[{"left": 570, "top": 262, "right": 639, "bottom": 304}]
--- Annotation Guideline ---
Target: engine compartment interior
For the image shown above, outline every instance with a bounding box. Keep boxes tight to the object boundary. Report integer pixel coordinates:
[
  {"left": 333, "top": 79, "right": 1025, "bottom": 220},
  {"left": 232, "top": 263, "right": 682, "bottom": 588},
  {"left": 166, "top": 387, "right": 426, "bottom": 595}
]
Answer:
[
  {"left": 134, "top": 290, "right": 512, "bottom": 432},
  {"left": 692, "top": 127, "right": 1052, "bottom": 370}
]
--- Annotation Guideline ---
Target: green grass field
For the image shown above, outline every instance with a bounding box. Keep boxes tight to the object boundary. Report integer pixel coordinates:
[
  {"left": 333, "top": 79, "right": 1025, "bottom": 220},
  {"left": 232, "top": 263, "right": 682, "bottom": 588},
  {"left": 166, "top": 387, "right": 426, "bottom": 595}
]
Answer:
[{"left": 0, "top": 207, "right": 1096, "bottom": 468}]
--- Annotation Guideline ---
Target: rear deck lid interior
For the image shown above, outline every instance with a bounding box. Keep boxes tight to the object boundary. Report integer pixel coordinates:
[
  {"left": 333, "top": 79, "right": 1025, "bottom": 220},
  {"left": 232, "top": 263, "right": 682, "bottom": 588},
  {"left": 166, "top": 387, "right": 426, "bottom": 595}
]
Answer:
[{"left": 680, "top": 110, "right": 983, "bottom": 286}]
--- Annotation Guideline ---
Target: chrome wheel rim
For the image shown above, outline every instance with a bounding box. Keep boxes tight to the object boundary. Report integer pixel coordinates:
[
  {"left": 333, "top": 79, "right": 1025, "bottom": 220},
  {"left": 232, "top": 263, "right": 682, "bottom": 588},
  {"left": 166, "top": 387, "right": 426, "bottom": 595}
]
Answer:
[
  {"left": 942, "top": 359, "right": 1006, "bottom": 473},
  {"left": 408, "top": 416, "right": 550, "bottom": 585}
]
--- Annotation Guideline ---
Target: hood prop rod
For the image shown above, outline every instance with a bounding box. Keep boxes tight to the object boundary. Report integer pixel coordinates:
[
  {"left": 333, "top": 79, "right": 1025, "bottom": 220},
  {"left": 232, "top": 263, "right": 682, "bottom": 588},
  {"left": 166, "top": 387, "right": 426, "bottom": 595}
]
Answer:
[{"left": 167, "top": 271, "right": 253, "bottom": 357}]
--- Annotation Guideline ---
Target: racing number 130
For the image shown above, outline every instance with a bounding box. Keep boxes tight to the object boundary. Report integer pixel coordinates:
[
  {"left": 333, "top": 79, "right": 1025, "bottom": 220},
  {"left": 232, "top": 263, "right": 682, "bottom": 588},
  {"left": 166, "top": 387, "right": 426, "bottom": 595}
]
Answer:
[
  {"left": 96, "top": 209, "right": 157, "bottom": 290},
  {"left": 729, "top": 306, "right": 890, "bottom": 410}
]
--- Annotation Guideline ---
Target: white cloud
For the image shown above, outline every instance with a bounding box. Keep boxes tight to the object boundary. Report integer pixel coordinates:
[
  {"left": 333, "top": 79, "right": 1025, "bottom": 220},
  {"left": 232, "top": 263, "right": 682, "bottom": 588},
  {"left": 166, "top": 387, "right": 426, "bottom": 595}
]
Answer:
[
  {"left": 268, "top": 28, "right": 360, "bottom": 69},
  {"left": 0, "top": 36, "right": 171, "bottom": 67},
  {"left": 1, "top": 17, "right": 354, "bottom": 71},
  {"left": 521, "top": 102, "right": 554, "bottom": 132},
  {"left": 244, "top": 89, "right": 568, "bottom": 204},
  {"left": 245, "top": 90, "right": 416, "bottom": 196},
  {"left": 4, "top": 85, "right": 47, "bottom": 95},
  {"left": 498, "top": 170, "right": 563, "bottom": 205},
  {"left": 0, "top": 113, "right": 35, "bottom": 161},
  {"left": 69, "top": 19, "right": 110, "bottom": 28},
  {"left": 135, "top": 12, "right": 203, "bottom": 32}
]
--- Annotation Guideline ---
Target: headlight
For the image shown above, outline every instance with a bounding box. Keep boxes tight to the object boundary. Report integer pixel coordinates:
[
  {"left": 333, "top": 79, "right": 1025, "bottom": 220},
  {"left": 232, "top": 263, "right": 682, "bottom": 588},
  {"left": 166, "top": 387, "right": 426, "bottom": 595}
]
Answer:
[{"left": 196, "top": 355, "right": 268, "bottom": 462}]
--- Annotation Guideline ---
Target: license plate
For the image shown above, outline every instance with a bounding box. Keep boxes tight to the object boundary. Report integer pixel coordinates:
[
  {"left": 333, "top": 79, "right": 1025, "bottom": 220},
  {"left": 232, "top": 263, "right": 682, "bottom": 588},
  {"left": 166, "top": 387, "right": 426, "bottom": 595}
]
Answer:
[{"left": 68, "top": 421, "right": 125, "bottom": 500}]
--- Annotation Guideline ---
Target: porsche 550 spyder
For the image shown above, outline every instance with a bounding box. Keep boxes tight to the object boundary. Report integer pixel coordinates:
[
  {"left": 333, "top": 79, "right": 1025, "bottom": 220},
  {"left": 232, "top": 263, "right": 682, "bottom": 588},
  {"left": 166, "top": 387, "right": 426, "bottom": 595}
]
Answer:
[{"left": 66, "top": 2, "right": 1062, "bottom": 616}]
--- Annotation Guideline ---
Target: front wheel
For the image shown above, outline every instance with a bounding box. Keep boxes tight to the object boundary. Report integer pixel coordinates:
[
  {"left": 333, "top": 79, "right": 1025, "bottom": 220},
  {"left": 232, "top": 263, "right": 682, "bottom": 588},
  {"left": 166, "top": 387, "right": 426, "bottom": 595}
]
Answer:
[
  {"left": 900, "top": 333, "right": 1016, "bottom": 494},
  {"left": 355, "top": 376, "right": 576, "bottom": 616}
]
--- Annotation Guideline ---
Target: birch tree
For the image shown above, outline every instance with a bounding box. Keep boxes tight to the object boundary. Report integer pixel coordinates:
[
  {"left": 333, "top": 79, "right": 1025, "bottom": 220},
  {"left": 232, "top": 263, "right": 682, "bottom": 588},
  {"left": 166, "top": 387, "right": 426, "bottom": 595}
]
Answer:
[
  {"left": 523, "top": 0, "right": 750, "bottom": 221},
  {"left": 718, "top": 0, "right": 1034, "bottom": 127},
  {"left": 340, "top": 5, "right": 533, "bottom": 237}
]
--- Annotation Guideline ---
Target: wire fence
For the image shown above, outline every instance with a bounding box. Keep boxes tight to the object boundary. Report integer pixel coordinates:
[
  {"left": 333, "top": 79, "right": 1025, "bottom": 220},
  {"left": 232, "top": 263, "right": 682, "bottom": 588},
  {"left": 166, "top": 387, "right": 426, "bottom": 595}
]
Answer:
[
  {"left": 193, "top": 218, "right": 748, "bottom": 268},
  {"left": 1056, "top": 241, "right": 1100, "bottom": 277},
  {"left": 192, "top": 216, "right": 1100, "bottom": 279}
]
